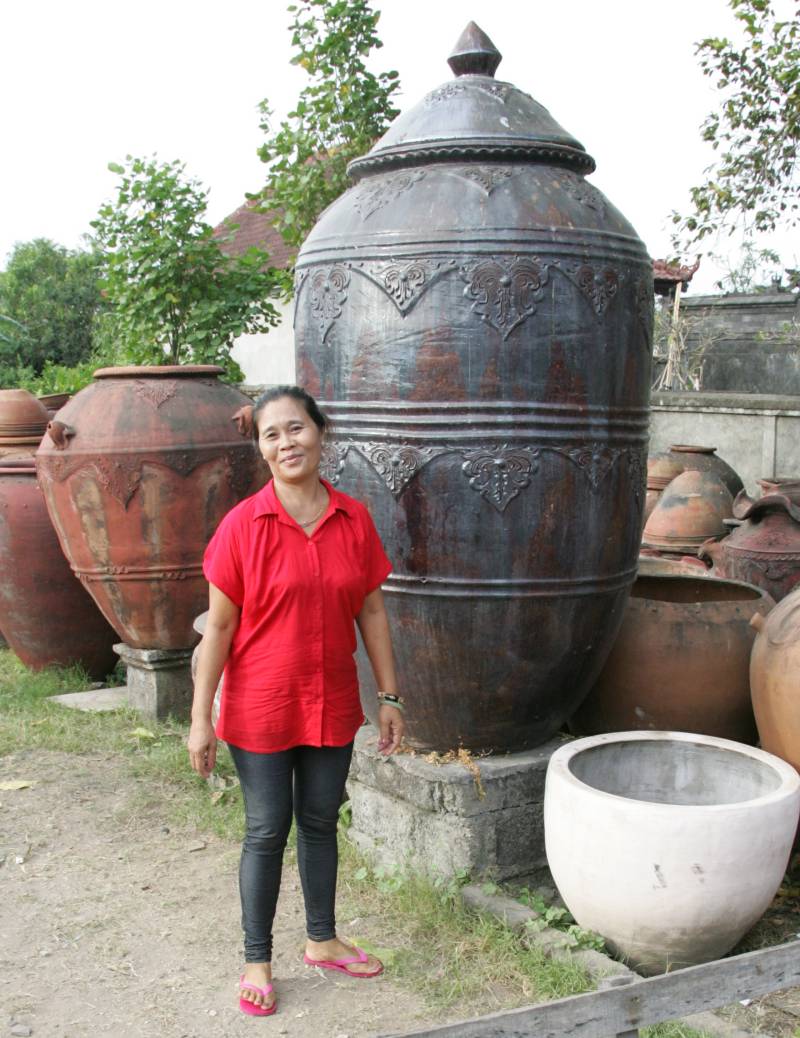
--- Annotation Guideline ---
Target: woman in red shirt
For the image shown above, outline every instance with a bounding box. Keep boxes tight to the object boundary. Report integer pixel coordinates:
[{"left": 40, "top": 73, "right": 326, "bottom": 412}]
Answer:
[{"left": 188, "top": 386, "right": 404, "bottom": 1017}]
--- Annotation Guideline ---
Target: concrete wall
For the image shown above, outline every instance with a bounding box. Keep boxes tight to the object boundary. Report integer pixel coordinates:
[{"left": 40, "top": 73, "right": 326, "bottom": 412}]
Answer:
[
  {"left": 230, "top": 298, "right": 295, "bottom": 387},
  {"left": 650, "top": 390, "right": 800, "bottom": 496},
  {"left": 681, "top": 292, "right": 800, "bottom": 395}
]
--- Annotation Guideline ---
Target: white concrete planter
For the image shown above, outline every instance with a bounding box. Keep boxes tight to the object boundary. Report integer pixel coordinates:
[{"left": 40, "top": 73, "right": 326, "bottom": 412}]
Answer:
[{"left": 544, "top": 731, "right": 800, "bottom": 974}]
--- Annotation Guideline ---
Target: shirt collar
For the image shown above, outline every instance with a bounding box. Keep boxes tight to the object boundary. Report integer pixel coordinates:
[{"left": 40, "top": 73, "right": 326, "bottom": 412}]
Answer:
[{"left": 252, "top": 477, "right": 355, "bottom": 521}]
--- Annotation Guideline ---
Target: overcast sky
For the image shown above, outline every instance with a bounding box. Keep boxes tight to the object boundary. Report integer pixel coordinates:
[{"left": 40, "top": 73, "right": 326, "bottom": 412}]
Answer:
[{"left": 1, "top": 0, "right": 795, "bottom": 294}]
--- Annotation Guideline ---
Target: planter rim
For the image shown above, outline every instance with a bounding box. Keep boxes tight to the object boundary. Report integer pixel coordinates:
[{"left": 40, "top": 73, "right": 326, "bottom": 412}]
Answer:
[
  {"left": 548, "top": 730, "right": 800, "bottom": 811},
  {"left": 669, "top": 444, "right": 717, "bottom": 454},
  {"left": 630, "top": 572, "right": 773, "bottom": 603},
  {"left": 93, "top": 365, "right": 223, "bottom": 379}
]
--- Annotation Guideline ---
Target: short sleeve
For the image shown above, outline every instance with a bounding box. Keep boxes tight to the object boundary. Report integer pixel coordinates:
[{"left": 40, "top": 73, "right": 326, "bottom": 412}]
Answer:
[
  {"left": 203, "top": 512, "right": 245, "bottom": 607},
  {"left": 361, "top": 508, "right": 392, "bottom": 594}
]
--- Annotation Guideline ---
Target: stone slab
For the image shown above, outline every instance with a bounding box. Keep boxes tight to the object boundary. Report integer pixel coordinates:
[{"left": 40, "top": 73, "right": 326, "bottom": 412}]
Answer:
[
  {"left": 49, "top": 687, "right": 130, "bottom": 713},
  {"left": 347, "top": 727, "right": 565, "bottom": 882}
]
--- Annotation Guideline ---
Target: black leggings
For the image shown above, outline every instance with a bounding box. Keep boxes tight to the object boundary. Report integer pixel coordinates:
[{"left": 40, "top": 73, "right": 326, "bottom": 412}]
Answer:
[{"left": 228, "top": 741, "right": 354, "bottom": 963}]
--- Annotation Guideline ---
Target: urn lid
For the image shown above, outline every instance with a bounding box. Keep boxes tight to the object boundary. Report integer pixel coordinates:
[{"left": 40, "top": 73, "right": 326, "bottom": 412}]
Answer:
[{"left": 348, "top": 22, "right": 595, "bottom": 181}]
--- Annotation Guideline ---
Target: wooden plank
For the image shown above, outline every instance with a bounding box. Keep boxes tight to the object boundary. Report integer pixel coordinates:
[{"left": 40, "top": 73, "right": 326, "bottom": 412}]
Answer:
[{"left": 382, "top": 940, "right": 800, "bottom": 1038}]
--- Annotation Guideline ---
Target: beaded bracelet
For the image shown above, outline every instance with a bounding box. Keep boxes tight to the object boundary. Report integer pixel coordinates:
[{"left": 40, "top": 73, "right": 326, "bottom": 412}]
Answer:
[{"left": 377, "top": 693, "right": 405, "bottom": 713}]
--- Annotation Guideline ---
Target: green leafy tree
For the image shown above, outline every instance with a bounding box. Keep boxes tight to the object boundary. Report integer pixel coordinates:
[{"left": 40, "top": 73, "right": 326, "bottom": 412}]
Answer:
[
  {"left": 0, "top": 239, "right": 104, "bottom": 382},
  {"left": 256, "top": 0, "right": 401, "bottom": 252},
  {"left": 672, "top": 0, "right": 800, "bottom": 248},
  {"left": 91, "top": 156, "right": 288, "bottom": 379}
]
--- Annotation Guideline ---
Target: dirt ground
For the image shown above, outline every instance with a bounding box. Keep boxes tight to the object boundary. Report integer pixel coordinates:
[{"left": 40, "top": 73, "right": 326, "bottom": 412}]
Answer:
[
  {"left": 0, "top": 748, "right": 443, "bottom": 1038},
  {"left": 3, "top": 748, "right": 799, "bottom": 1038}
]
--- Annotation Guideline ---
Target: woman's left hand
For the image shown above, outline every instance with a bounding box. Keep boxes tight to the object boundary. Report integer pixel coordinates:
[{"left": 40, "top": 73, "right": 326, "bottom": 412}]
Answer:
[{"left": 377, "top": 704, "right": 405, "bottom": 756}]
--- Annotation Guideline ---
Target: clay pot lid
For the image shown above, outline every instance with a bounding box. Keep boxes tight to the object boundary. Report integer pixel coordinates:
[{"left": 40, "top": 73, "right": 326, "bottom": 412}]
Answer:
[
  {"left": 347, "top": 22, "right": 594, "bottom": 181},
  {"left": 93, "top": 365, "right": 224, "bottom": 379},
  {"left": 642, "top": 469, "right": 733, "bottom": 554},
  {"left": 0, "top": 389, "right": 50, "bottom": 437},
  {"left": 647, "top": 454, "right": 683, "bottom": 490},
  {"left": 669, "top": 444, "right": 717, "bottom": 455}
]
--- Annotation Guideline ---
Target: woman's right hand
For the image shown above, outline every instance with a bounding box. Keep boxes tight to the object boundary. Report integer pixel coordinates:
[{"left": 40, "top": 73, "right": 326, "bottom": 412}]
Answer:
[{"left": 187, "top": 719, "right": 217, "bottom": 778}]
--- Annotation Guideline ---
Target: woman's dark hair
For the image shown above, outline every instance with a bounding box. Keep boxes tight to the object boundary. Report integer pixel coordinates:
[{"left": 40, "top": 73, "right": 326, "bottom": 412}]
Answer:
[{"left": 251, "top": 385, "right": 330, "bottom": 441}]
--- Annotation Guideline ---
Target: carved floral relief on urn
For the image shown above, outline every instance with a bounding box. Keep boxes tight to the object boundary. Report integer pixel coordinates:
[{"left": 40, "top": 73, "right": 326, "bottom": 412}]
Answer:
[{"left": 295, "top": 24, "right": 654, "bottom": 751}]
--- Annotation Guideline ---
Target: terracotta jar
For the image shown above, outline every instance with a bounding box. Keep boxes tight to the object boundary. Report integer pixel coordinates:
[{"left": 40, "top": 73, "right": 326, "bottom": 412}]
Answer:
[
  {"left": 38, "top": 392, "right": 71, "bottom": 418},
  {"left": 545, "top": 731, "right": 800, "bottom": 975},
  {"left": 293, "top": 24, "right": 653, "bottom": 751},
  {"left": 644, "top": 454, "right": 683, "bottom": 523},
  {"left": 700, "top": 487, "right": 800, "bottom": 602},
  {"left": 642, "top": 470, "right": 733, "bottom": 556},
  {"left": 667, "top": 444, "right": 744, "bottom": 498},
  {"left": 0, "top": 455, "right": 118, "bottom": 676},
  {"left": 0, "top": 388, "right": 49, "bottom": 458},
  {"left": 750, "top": 587, "right": 800, "bottom": 773},
  {"left": 35, "top": 366, "right": 265, "bottom": 651},
  {"left": 570, "top": 574, "right": 773, "bottom": 743}
]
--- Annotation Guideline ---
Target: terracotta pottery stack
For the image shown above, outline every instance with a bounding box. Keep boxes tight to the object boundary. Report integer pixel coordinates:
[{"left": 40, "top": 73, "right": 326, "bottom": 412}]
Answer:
[
  {"left": 0, "top": 389, "right": 50, "bottom": 459},
  {"left": 667, "top": 444, "right": 744, "bottom": 497},
  {"left": 0, "top": 453, "right": 118, "bottom": 676},
  {"left": 701, "top": 479, "right": 800, "bottom": 602},
  {"left": 36, "top": 365, "right": 265, "bottom": 650},
  {"left": 642, "top": 469, "right": 733, "bottom": 557},
  {"left": 644, "top": 454, "right": 683, "bottom": 524},
  {"left": 570, "top": 573, "right": 773, "bottom": 743}
]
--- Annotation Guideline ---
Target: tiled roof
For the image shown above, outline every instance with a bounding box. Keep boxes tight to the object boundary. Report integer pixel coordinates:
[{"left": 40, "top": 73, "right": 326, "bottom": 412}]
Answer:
[
  {"left": 653, "top": 258, "right": 700, "bottom": 284},
  {"left": 213, "top": 197, "right": 295, "bottom": 270}
]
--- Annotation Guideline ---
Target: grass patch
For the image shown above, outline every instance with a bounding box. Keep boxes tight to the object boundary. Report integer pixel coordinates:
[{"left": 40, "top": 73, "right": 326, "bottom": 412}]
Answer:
[
  {"left": 0, "top": 649, "right": 245, "bottom": 840},
  {"left": 336, "top": 839, "right": 592, "bottom": 1016}
]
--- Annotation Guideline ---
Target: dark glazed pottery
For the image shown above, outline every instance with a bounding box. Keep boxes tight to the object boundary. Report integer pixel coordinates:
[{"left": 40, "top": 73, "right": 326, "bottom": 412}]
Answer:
[
  {"left": 293, "top": 24, "right": 653, "bottom": 751},
  {"left": 0, "top": 455, "right": 118, "bottom": 676},
  {"left": 35, "top": 366, "right": 265, "bottom": 650}
]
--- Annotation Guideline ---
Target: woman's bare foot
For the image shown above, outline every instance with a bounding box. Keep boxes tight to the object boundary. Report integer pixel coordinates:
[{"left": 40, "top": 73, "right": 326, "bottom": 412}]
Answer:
[
  {"left": 305, "top": 936, "right": 383, "bottom": 975},
  {"left": 240, "top": 961, "right": 275, "bottom": 1010}
]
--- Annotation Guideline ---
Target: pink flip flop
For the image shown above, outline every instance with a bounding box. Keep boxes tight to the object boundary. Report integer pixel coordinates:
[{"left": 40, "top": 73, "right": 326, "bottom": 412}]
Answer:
[
  {"left": 239, "top": 975, "right": 277, "bottom": 1016},
  {"left": 303, "top": 945, "right": 384, "bottom": 978}
]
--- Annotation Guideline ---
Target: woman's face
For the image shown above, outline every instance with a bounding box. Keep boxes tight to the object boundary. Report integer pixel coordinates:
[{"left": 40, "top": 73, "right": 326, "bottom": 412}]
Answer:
[{"left": 256, "top": 396, "right": 323, "bottom": 484}]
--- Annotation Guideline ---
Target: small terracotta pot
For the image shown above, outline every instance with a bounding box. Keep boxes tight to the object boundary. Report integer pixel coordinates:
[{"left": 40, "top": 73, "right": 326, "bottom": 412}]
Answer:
[
  {"left": 750, "top": 588, "right": 800, "bottom": 774},
  {"left": 642, "top": 470, "right": 733, "bottom": 555},
  {"left": 570, "top": 573, "right": 773, "bottom": 743},
  {"left": 668, "top": 444, "right": 744, "bottom": 498},
  {"left": 0, "top": 389, "right": 50, "bottom": 458}
]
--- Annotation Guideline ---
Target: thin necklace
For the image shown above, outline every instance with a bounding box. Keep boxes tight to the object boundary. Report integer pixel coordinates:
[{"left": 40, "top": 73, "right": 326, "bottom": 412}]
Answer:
[{"left": 296, "top": 500, "right": 326, "bottom": 527}]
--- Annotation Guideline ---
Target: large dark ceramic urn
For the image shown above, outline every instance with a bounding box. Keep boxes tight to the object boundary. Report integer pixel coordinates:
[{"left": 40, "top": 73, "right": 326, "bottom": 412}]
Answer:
[{"left": 294, "top": 24, "right": 653, "bottom": 751}]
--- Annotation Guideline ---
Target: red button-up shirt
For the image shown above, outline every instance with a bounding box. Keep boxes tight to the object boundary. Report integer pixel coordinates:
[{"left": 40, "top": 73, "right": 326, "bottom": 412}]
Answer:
[{"left": 203, "top": 478, "right": 392, "bottom": 753}]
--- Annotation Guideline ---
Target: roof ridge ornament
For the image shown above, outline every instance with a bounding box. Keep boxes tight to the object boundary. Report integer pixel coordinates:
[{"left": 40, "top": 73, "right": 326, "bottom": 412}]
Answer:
[{"left": 447, "top": 22, "right": 502, "bottom": 78}]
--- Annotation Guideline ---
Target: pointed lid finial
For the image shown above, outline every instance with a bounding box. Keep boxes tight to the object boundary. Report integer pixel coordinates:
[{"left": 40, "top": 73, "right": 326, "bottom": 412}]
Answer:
[{"left": 447, "top": 22, "right": 502, "bottom": 78}]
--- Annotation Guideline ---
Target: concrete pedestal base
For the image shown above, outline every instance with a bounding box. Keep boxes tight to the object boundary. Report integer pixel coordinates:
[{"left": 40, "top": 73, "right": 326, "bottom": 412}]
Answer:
[
  {"left": 347, "top": 726, "right": 564, "bottom": 883},
  {"left": 113, "top": 643, "right": 194, "bottom": 721}
]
